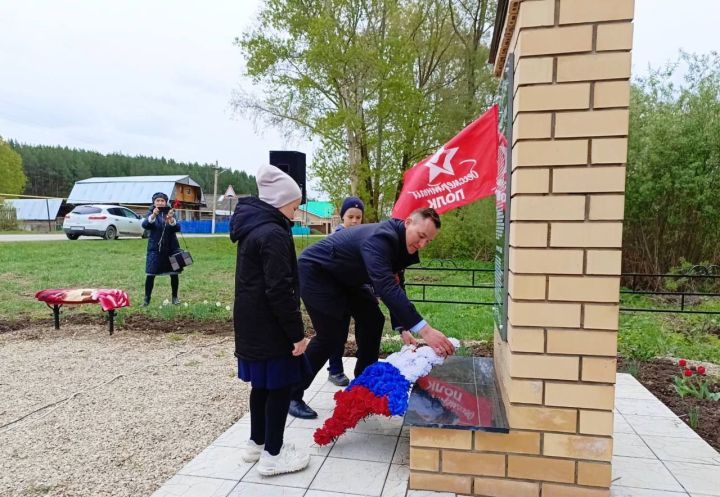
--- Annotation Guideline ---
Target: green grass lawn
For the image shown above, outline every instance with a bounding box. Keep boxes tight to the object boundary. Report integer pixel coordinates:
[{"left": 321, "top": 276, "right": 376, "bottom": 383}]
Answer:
[
  {"left": 404, "top": 264, "right": 495, "bottom": 341},
  {"left": 0, "top": 238, "right": 494, "bottom": 340},
  {"left": 2, "top": 238, "right": 720, "bottom": 362},
  {"left": 0, "top": 237, "right": 318, "bottom": 322}
]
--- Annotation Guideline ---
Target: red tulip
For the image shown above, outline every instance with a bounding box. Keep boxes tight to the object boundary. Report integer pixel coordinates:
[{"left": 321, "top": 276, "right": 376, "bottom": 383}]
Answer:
[
  {"left": 683, "top": 369, "right": 693, "bottom": 377},
  {"left": 678, "top": 359, "right": 687, "bottom": 367},
  {"left": 697, "top": 366, "right": 706, "bottom": 375}
]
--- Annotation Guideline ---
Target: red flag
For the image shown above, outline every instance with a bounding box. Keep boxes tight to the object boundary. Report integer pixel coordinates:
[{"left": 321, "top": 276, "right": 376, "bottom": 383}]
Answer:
[{"left": 392, "top": 104, "right": 499, "bottom": 219}]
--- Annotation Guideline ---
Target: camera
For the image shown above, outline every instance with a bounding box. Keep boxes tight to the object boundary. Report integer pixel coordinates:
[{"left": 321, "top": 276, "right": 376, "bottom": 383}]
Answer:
[{"left": 157, "top": 205, "right": 172, "bottom": 214}]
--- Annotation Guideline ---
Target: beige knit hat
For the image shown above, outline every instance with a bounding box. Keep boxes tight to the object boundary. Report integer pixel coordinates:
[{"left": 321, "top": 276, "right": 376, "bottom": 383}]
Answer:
[{"left": 256, "top": 164, "right": 302, "bottom": 208}]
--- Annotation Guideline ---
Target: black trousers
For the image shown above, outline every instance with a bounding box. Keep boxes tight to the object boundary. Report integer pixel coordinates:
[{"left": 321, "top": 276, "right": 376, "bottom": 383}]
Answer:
[
  {"left": 292, "top": 294, "right": 384, "bottom": 402},
  {"left": 145, "top": 274, "right": 179, "bottom": 298},
  {"left": 327, "top": 314, "right": 350, "bottom": 375},
  {"left": 249, "top": 385, "right": 291, "bottom": 456}
]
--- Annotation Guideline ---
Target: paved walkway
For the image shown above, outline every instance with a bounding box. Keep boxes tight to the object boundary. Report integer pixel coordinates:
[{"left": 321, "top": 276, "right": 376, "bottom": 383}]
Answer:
[{"left": 150, "top": 360, "right": 720, "bottom": 497}]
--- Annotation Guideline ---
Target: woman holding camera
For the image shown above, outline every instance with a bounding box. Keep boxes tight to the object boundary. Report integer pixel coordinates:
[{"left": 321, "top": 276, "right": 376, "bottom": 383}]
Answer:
[{"left": 141, "top": 192, "right": 182, "bottom": 306}]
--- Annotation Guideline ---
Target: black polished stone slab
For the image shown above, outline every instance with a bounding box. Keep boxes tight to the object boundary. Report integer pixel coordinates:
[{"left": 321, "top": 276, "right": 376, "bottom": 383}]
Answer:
[{"left": 404, "top": 357, "right": 509, "bottom": 432}]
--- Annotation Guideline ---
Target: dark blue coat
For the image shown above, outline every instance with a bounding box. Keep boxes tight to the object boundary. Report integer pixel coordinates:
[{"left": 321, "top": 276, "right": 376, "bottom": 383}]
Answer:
[
  {"left": 142, "top": 210, "right": 182, "bottom": 275},
  {"left": 231, "top": 197, "right": 305, "bottom": 361},
  {"left": 298, "top": 219, "right": 423, "bottom": 330}
]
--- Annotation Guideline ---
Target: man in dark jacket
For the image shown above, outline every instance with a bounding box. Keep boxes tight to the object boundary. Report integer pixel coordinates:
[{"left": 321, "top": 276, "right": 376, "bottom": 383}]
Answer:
[{"left": 289, "top": 207, "right": 455, "bottom": 419}]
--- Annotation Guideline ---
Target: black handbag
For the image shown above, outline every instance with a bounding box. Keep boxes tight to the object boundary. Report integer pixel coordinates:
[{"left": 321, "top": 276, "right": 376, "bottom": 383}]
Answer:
[
  {"left": 169, "top": 229, "right": 193, "bottom": 271},
  {"left": 169, "top": 250, "right": 193, "bottom": 271}
]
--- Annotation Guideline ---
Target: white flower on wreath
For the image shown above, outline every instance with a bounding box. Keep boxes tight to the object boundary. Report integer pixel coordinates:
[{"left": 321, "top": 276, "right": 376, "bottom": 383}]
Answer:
[
  {"left": 225, "top": 305, "right": 231, "bottom": 311},
  {"left": 215, "top": 302, "right": 221, "bottom": 307},
  {"left": 163, "top": 299, "right": 170, "bottom": 305}
]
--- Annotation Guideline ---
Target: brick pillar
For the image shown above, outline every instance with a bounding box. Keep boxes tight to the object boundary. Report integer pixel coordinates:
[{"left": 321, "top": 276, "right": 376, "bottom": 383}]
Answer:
[{"left": 408, "top": 1, "right": 634, "bottom": 496}]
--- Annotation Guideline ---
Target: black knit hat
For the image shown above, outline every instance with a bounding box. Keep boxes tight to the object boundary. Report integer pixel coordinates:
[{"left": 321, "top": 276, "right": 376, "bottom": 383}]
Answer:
[
  {"left": 340, "top": 196, "right": 364, "bottom": 218},
  {"left": 152, "top": 192, "right": 169, "bottom": 202}
]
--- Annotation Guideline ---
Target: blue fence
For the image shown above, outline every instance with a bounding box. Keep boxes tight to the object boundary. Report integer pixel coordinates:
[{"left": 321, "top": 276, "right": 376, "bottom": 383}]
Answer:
[
  {"left": 178, "top": 220, "right": 230, "bottom": 233},
  {"left": 178, "top": 220, "right": 310, "bottom": 235}
]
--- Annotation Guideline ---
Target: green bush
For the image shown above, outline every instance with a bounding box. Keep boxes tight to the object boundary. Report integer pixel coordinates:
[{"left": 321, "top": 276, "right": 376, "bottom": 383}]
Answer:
[
  {"left": 664, "top": 259, "right": 720, "bottom": 293},
  {"left": 0, "top": 200, "right": 18, "bottom": 231},
  {"left": 623, "top": 52, "right": 720, "bottom": 275},
  {"left": 423, "top": 197, "right": 495, "bottom": 260},
  {"left": 618, "top": 314, "right": 668, "bottom": 361}
]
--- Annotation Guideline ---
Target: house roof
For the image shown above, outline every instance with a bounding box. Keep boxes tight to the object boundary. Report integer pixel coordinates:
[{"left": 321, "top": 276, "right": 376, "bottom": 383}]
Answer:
[
  {"left": 299, "top": 201, "right": 336, "bottom": 219},
  {"left": 67, "top": 175, "right": 202, "bottom": 204},
  {"left": 488, "top": 0, "right": 509, "bottom": 64},
  {"left": 5, "top": 198, "right": 63, "bottom": 221},
  {"left": 77, "top": 175, "right": 201, "bottom": 186}
]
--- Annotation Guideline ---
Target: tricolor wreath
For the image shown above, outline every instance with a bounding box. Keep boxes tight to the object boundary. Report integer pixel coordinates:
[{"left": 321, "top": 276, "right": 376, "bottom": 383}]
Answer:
[{"left": 313, "top": 338, "right": 460, "bottom": 445}]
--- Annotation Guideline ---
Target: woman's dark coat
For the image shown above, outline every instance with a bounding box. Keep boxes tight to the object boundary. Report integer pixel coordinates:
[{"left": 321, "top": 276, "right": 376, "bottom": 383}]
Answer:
[
  {"left": 230, "top": 197, "right": 304, "bottom": 361},
  {"left": 142, "top": 210, "right": 182, "bottom": 275}
]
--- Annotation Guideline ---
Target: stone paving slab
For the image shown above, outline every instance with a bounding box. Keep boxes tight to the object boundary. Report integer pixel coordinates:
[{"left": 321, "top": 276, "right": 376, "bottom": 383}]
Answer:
[{"left": 150, "top": 367, "right": 720, "bottom": 497}]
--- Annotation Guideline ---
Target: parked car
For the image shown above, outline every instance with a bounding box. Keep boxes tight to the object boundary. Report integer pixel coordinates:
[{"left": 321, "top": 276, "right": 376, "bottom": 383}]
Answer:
[{"left": 63, "top": 204, "right": 147, "bottom": 240}]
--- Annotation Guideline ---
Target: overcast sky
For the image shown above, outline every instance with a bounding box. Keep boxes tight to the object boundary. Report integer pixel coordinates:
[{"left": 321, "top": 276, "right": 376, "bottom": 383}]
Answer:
[{"left": 1, "top": 0, "right": 718, "bottom": 196}]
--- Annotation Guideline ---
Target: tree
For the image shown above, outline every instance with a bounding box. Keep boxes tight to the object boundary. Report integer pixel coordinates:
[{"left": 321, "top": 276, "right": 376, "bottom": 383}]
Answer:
[
  {"left": 0, "top": 137, "right": 26, "bottom": 195},
  {"left": 235, "top": 0, "right": 496, "bottom": 220},
  {"left": 9, "top": 142, "right": 257, "bottom": 198},
  {"left": 624, "top": 51, "right": 720, "bottom": 276}
]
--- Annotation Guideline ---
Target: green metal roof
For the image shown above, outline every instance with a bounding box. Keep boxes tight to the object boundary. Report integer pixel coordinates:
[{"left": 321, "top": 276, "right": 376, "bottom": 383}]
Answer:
[{"left": 300, "top": 201, "right": 336, "bottom": 218}]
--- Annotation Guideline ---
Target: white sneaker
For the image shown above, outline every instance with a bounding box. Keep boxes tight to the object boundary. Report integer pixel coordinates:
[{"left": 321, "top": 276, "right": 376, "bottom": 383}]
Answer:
[
  {"left": 241, "top": 439, "right": 264, "bottom": 463},
  {"left": 256, "top": 443, "right": 310, "bottom": 476}
]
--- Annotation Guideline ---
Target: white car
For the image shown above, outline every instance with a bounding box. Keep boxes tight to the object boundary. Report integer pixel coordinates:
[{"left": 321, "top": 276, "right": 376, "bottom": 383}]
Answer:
[{"left": 63, "top": 204, "right": 147, "bottom": 240}]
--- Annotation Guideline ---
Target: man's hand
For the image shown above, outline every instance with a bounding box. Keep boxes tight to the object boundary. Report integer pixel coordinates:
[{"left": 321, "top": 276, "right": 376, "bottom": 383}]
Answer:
[
  {"left": 152, "top": 207, "right": 160, "bottom": 217},
  {"left": 292, "top": 337, "right": 308, "bottom": 356},
  {"left": 419, "top": 324, "right": 455, "bottom": 357},
  {"left": 166, "top": 209, "right": 175, "bottom": 222},
  {"left": 400, "top": 330, "right": 418, "bottom": 347}
]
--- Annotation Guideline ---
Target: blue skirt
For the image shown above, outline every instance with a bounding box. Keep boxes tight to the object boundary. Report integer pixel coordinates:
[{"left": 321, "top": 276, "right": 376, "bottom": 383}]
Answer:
[{"left": 237, "top": 354, "right": 311, "bottom": 390}]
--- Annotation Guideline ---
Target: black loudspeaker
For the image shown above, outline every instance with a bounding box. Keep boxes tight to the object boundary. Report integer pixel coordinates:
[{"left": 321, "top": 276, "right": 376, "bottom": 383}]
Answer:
[{"left": 269, "top": 150, "right": 307, "bottom": 204}]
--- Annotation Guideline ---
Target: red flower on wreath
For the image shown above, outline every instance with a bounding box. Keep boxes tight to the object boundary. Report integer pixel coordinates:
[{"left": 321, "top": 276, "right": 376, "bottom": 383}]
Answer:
[
  {"left": 683, "top": 369, "right": 693, "bottom": 377},
  {"left": 697, "top": 366, "right": 706, "bottom": 375},
  {"left": 678, "top": 359, "right": 687, "bottom": 367},
  {"left": 313, "top": 386, "right": 391, "bottom": 446}
]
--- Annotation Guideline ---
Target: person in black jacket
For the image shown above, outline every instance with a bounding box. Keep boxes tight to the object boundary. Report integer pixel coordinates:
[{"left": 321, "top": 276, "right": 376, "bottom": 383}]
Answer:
[
  {"left": 289, "top": 207, "right": 456, "bottom": 419},
  {"left": 230, "top": 164, "right": 310, "bottom": 476},
  {"left": 141, "top": 192, "right": 182, "bottom": 306}
]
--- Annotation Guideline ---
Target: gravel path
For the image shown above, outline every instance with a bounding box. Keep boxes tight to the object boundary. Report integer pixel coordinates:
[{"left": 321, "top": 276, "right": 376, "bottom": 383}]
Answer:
[{"left": 0, "top": 325, "right": 249, "bottom": 497}]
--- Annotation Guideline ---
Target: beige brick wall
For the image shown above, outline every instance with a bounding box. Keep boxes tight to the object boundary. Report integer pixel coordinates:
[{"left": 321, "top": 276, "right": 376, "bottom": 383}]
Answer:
[{"left": 410, "top": 0, "right": 633, "bottom": 494}]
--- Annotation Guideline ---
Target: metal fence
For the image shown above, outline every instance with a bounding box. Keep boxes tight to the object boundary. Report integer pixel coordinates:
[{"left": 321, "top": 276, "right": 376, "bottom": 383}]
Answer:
[
  {"left": 405, "top": 266, "right": 495, "bottom": 306},
  {"left": 404, "top": 264, "right": 720, "bottom": 315},
  {"left": 621, "top": 269, "right": 720, "bottom": 315}
]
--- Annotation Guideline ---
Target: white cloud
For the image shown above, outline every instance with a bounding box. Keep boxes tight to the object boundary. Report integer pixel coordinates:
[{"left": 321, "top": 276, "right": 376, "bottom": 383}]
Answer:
[
  {"left": 633, "top": 0, "right": 720, "bottom": 75},
  {"left": 0, "top": 0, "right": 718, "bottom": 200},
  {"left": 0, "top": 0, "right": 311, "bottom": 181}
]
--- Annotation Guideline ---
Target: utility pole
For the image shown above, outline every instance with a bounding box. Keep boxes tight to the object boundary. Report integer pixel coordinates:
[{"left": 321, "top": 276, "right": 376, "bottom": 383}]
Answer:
[
  {"left": 211, "top": 161, "right": 219, "bottom": 234},
  {"left": 45, "top": 198, "right": 52, "bottom": 233}
]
